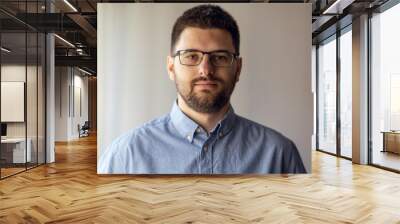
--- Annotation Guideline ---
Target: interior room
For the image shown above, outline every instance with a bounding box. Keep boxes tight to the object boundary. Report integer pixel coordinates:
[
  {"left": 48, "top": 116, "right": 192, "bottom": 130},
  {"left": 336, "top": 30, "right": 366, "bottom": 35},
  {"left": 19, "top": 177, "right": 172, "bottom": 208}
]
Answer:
[{"left": 0, "top": 0, "right": 399, "bottom": 223}]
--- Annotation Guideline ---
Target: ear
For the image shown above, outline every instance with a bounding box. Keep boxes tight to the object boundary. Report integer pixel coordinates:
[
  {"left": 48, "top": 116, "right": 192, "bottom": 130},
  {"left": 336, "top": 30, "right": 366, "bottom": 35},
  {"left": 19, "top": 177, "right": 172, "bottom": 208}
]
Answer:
[
  {"left": 167, "top": 56, "right": 175, "bottom": 81},
  {"left": 234, "top": 57, "right": 242, "bottom": 83}
]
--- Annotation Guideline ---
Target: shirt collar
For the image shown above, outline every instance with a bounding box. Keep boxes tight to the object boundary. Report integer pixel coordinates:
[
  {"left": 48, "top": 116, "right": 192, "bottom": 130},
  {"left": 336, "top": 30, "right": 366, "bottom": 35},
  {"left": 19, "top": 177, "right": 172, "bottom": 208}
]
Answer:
[{"left": 170, "top": 100, "right": 237, "bottom": 143}]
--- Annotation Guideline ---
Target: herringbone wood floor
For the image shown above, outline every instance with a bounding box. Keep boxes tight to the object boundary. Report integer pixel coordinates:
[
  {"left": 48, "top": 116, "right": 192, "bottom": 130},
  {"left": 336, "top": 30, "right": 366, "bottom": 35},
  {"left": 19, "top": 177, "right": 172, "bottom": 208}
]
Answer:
[{"left": 1, "top": 134, "right": 400, "bottom": 223}]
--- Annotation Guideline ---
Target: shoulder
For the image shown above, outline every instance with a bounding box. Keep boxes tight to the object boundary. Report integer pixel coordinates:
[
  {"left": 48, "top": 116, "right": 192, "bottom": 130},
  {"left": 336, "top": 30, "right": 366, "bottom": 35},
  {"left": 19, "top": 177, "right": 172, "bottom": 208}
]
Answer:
[
  {"left": 235, "top": 115, "right": 306, "bottom": 173},
  {"left": 236, "top": 115, "right": 294, "bottom": 148},
  {"left": 116, "top": 114, "right": 171, "bottom": 146},
  {"left": 116, "top": 113, "right": 170, "bottom": 145},
  {"left": 98, "top": 114, "right": 171, "bottom": 173},
  {"left": 135, "top": 114, "right": 171, "bottom": 136}
]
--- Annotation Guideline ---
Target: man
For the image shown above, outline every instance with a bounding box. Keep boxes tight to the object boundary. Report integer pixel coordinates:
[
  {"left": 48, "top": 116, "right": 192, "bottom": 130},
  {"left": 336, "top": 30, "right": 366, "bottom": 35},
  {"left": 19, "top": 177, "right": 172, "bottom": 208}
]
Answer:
[{"left": 99, "top": 4, "right": 306, "bottom": 174}]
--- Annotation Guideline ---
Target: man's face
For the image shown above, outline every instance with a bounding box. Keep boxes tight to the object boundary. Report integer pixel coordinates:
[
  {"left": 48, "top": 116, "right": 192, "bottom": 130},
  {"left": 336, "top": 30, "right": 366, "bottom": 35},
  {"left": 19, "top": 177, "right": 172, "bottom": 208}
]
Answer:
[{"left": 167, "top": 27, "right": 242, "bottom": 113}]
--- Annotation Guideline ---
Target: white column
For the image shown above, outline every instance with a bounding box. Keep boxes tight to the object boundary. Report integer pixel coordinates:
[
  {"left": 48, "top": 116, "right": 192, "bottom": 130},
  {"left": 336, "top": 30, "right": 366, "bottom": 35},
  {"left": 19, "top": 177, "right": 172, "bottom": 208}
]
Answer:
[
  {"left": 46, "top": 32, "right": 55, "bottom": 163},
  {"left": 352, "top": 14, "right": 369, "bottom": 164}
]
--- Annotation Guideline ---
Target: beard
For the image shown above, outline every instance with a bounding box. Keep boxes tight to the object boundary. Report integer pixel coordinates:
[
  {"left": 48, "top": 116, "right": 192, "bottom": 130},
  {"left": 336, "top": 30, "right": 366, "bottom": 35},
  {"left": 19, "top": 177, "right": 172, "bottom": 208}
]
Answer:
[{"left": 175, "top": 75, "right": 237, "bottom": 113}]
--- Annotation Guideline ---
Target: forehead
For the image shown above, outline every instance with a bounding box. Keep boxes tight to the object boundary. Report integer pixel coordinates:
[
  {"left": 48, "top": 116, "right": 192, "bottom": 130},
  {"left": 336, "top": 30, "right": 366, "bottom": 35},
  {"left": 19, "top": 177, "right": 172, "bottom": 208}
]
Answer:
[{"left": 175, "top": 27, "right": 235, "bottom": 52}]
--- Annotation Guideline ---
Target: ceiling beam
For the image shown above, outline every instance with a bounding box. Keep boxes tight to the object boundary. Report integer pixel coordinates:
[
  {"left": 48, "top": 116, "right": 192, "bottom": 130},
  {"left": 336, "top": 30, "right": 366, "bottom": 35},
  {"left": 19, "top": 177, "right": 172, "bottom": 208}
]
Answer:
[
  {"left": 55, "top": 55, "right": 96, "bottom": 69},
  {"left": 67, "top": 13, "right": 97, "bottom": 39}
]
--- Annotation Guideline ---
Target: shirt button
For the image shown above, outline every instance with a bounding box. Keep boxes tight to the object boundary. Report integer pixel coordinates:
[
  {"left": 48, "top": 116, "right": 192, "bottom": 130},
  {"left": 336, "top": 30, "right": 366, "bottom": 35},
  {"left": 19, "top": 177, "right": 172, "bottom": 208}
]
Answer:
[
  {"left": 219, "top": 132, "right": 223, "bottom": 137},
  {"left": 187, "top": 135, "right": 191, "bottom": 141}
]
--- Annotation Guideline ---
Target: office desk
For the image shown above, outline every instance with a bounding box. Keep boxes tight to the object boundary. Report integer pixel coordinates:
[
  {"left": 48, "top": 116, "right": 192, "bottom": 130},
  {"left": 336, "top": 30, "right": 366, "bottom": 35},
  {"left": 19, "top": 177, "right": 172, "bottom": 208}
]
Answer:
[
  {"left": 381, "top": 131, "right": 400, "bottom": 154},
  {"left": 1, "top": 138, "right": 32, "bottom": 163}
]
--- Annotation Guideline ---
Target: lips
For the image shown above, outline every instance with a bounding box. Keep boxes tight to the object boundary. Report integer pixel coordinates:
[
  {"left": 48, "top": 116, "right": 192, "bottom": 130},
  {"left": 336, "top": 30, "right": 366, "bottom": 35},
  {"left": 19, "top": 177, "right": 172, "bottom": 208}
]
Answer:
[
  {"left": 194, "top": 82, "right": 217, "bottom": 90},
  {"left": 194, "top": 81, "right": 217, "bottom": 85}
]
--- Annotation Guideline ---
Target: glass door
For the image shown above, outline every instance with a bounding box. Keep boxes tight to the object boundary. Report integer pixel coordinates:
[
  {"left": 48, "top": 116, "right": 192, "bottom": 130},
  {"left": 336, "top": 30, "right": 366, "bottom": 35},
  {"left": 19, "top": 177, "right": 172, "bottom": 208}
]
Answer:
[
  {"left": 370, "top": 3, "right": 400, "bottom": 171},
  {"left": 317, "top": 35, "right": 337, "bottom": 155},
  {"left": 339, "top": 27, "right": 352, "bottom": 159}
]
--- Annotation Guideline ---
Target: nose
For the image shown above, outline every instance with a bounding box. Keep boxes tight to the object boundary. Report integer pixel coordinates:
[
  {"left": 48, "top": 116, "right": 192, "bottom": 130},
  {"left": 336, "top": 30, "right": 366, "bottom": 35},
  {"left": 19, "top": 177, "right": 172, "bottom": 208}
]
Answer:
[{"left": 198, "top": 54, "right": 215, "bottom": 77}]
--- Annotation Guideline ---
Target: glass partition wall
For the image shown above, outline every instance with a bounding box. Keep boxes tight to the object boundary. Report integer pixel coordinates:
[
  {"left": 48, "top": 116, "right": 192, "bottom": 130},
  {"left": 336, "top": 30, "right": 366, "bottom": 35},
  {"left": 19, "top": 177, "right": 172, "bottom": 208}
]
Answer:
[
  {"left": 316, "top": 26, "right": 353, "bottom": 159},
  {"left": 370, "top": 2, "right": 400, "bottom": 171},
  {"left": 317, "top": 35, "right": 337, "bottom": 155},
  {"left": 339, "top": 27, "right": 352, "bottom": 159},
  {"left": 316, "top": 0, "right": 400, "bottom": 172},
  {"left": 0, "top": 1, "right": 46, "bottom": 179}
]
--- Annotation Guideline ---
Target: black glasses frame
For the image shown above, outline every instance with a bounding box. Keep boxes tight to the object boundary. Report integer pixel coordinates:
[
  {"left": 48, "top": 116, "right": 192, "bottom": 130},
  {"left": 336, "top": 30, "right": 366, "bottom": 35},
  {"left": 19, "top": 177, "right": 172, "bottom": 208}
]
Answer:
[{"left": 173, "top": 49, "right": 239, "bottom": 67}]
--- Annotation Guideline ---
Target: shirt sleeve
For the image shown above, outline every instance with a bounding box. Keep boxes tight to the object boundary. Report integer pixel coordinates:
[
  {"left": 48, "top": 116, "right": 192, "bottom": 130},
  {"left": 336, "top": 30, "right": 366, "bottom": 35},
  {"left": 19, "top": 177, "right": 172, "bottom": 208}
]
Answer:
[{"left": 98, "top": 142, "right": 120, "bottom": 174}]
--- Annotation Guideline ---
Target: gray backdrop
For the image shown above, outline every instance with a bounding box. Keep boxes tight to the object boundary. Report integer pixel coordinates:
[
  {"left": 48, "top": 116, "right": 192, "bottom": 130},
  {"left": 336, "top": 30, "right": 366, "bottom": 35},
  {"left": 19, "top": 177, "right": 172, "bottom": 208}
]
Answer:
[{"left": 97, "top": 3, "right": 312, "bottom": 172}]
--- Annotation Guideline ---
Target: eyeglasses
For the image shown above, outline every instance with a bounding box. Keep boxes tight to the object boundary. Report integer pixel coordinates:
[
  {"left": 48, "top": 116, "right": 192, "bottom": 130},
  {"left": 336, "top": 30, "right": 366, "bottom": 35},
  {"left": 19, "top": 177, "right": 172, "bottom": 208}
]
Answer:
[{"left": 173, "top": 50, "right": 238, "bottom": 67}]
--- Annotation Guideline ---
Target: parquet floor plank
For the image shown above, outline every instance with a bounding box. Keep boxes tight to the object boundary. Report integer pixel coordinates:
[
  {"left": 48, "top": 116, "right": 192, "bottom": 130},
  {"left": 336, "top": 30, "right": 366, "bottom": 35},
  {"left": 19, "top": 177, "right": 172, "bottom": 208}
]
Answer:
[{"left": 1, "top": 134, "right": 400, "bottom": 223}]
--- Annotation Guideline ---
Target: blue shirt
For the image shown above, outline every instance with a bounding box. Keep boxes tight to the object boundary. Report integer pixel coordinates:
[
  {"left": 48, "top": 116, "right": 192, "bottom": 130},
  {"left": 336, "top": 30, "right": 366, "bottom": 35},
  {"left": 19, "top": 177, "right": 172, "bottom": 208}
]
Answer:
[{"left": 99, "top": 101, "right": 306, "bottom": 174}]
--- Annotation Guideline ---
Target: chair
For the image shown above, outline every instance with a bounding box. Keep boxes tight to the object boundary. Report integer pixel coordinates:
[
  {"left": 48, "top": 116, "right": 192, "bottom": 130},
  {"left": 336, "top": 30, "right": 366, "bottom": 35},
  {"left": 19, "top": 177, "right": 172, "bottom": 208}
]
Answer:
[{"left": 79, "top": 121, "right": 90, "bottom": 138}]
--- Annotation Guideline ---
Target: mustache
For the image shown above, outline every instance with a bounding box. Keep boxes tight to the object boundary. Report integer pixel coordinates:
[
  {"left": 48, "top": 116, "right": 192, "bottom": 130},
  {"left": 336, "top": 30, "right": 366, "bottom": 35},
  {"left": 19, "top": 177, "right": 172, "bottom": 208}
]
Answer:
[{"left": 191, "top": 77, "right": 223, "bottom": 86}]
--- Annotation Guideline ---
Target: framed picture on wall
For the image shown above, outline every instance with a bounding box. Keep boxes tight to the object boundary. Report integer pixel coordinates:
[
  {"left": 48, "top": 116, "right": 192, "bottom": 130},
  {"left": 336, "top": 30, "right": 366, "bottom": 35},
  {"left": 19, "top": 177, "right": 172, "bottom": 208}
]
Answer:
[{"left": 1, "top": 81, "right": 25, "bottom": 122}]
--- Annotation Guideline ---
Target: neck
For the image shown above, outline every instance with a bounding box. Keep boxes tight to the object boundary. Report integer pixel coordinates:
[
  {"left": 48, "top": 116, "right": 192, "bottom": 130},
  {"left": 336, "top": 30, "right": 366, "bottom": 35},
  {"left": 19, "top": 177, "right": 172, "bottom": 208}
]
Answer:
[{"left": 177, "top": 95, "right": 230, "bottom": 133}]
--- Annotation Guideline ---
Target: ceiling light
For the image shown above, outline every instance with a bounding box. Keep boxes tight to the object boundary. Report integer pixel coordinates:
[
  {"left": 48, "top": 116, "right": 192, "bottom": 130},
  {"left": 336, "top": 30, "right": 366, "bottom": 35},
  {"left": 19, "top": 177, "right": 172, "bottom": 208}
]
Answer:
[
  {"left": 322, "top": 0, "right": 355, "bottom": 15},
  {"left": 63, "top": 0, "right": 78, "bottom": 12},
  {"left": 78, "top": 67, "right": 93, "bottom": 76},
  {"left": 54, "top": 34, "right": 75, "bottom": 48},
  {"left": 1, "top": 47, "right": 11, "bottom": 53},
  {"left": 323, "top": 0, "right": 341, "bottom": 14}
]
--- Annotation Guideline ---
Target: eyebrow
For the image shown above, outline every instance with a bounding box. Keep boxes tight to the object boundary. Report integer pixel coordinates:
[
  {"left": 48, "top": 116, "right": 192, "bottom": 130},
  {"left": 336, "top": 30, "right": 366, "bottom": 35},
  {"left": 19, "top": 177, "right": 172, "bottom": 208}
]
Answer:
[{"left": 177, "top": 49, "right": 233, "bottom": 53}]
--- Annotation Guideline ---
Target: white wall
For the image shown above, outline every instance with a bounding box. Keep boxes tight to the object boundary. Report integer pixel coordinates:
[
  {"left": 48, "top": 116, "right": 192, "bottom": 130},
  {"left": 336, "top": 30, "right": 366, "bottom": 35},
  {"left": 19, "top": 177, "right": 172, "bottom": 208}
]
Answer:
[
  {"left": 55, "top": 67, "right": 68, "bottom": 141},
  {"left": 1, "top": 63, "right": 46, "bottom": 163},
  {"left": 98, "top": 3, "right": 313, "bottom": 172},
  {"left": 73, "top": 72, "right": 89, "bottom": 137},
  {"left": 55, "top": 67, "right": 89, "bottom": 141},
  {"left": 1, "top": 66, "right": 26, "bottom": 127},
  {"left": 1, "top": 65, "right": 41, "bottom": 138}
]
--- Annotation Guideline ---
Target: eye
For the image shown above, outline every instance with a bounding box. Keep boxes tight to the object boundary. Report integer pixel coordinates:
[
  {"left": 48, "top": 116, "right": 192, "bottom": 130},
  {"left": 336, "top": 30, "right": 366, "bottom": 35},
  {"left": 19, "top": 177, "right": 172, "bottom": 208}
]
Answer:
[
  {"left": 212, "top": 53, "right": 229, "bottom": 63},
  {"left": 183, "top": 52, "right": 200, "bottom": 61}
]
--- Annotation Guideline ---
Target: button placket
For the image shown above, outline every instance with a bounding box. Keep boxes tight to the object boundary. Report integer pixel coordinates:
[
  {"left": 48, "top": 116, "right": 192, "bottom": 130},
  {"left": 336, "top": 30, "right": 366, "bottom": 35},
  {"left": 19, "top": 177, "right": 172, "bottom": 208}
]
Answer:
[
  {"left": 199, "top": 141, "right": 212, "bottom": 173},
  {"left": 197, "top": 130, "right": 217, "bottom": 174}
]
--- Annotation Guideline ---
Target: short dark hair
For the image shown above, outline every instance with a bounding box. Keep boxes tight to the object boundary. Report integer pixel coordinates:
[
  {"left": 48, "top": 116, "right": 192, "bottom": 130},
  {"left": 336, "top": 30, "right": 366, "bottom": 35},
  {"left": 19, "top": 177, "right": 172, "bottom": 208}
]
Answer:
[{"left": 170, "top": 4, "right": 240, "bottom": 55}]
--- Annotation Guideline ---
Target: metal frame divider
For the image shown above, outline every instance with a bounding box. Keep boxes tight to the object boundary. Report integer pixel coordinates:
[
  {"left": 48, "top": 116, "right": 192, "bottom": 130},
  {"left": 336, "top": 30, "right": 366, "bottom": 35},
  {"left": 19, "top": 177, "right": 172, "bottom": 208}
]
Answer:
[{"left": 0, "top": 0, "right": 48, "bottom": 180}]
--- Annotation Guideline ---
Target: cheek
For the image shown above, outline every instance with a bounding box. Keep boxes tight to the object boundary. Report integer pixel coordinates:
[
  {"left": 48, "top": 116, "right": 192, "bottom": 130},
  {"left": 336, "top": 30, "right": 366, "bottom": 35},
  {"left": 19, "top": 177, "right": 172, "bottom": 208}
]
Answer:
[
  {"left": 218, "top": 69, "right": 236, "bottom": 83},
  {"left": 174, "top": 68, "right": 194, "bottom": 87},
  {"left": 176, "top": 67, "right": 195, "bottom": 80}
]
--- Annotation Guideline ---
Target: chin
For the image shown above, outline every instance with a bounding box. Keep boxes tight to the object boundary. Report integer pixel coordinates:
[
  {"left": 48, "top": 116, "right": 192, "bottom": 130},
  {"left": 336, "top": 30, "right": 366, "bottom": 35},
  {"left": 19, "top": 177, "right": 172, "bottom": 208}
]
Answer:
[{"left": 196, "top": 91, "right": 218, "bottom": 100}]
